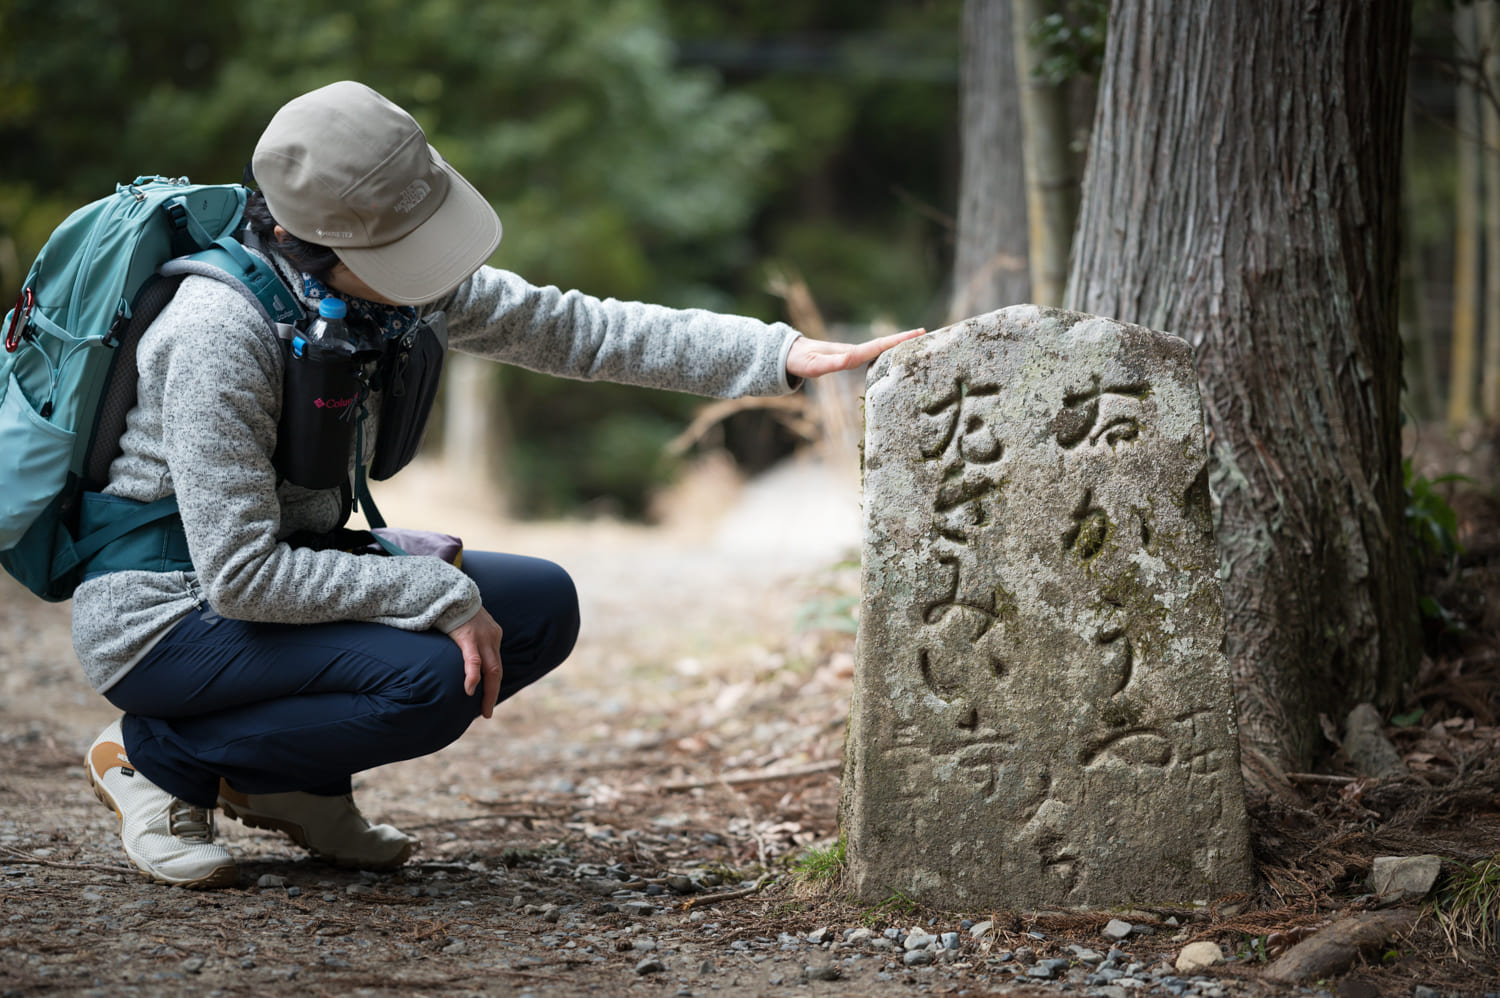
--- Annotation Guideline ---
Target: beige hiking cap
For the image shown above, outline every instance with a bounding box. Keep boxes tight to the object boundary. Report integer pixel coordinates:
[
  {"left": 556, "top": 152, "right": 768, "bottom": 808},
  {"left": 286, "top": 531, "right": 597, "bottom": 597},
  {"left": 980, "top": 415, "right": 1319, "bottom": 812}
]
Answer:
[{"left": 252, "top": 80, "right": 502, "bottom": 304}]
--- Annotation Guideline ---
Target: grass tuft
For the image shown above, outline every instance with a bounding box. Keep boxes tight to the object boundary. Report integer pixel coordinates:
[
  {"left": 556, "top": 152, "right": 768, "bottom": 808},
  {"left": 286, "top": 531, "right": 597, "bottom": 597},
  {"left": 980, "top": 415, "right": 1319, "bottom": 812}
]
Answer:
[
  {"left": 1434, "top": 855, "right": 1500, "bottom": 955},
  {"left": 791, "top": 837, "right": 846, "bottom": 884}
]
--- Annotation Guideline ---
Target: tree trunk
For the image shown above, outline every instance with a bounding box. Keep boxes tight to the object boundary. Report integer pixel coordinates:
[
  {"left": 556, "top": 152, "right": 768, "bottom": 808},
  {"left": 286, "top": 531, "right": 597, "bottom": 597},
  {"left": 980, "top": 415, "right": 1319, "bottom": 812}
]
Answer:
[
  {"left": 1012, "top": 0, "right": 1077, "bottom": 306},
  {"left": 1065, "top": 0, "right": 1418, "bottom": 774},
  {"left": 950, "top": 0, "right": 1031, "bottom": 321},
  {"left": 1450, "top": 4, "right": 1482, "bottom": 431},
  {"left": 1399, "top": 93, "right": 1439, "bottom": 421},
  {"left": 441, "top": 353, "right": 511, "bottom": 515},
  {"left": 1481, "top": 3, "right": 1500, "bottom": 422}
]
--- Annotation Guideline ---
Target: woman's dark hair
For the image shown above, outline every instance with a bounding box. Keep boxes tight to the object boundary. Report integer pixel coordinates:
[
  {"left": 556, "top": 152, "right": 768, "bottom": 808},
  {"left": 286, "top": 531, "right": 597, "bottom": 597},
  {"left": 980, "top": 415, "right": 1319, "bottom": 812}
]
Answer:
[{"left": 242, "top": 189, "right": 342, "bottom": 281}]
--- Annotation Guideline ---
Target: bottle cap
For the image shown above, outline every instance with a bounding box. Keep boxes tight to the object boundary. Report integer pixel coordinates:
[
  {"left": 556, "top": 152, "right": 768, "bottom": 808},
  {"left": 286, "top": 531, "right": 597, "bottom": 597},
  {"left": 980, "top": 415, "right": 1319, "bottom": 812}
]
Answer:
[{"left": 318, "top": 298, "right": 347, "bottom": 320}]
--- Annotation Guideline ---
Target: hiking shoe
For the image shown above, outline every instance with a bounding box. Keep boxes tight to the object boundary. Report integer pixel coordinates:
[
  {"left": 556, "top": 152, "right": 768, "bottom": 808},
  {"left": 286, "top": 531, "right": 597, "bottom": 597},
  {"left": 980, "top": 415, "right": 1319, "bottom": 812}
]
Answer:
[
  {"left": 87, "top": 719, "right": 237, "bottom": 888},
  {"left": 218, "top": 783, "right": 415, "bottom": 870}
]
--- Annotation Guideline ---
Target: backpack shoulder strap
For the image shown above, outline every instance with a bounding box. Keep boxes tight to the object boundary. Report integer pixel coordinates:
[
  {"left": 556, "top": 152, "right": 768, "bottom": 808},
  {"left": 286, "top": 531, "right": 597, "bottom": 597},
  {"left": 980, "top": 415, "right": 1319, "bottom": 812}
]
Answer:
[{"left": 159, "top": 236, "right": 303, "bottom": 328}]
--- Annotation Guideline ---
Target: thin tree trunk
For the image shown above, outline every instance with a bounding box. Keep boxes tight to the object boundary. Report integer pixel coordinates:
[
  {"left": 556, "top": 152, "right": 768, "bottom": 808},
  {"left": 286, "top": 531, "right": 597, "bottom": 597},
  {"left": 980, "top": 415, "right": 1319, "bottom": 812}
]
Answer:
[
  {"left": 1450, "top": 4, "right": 1482, "bottom": 431},
  {"left": 950, "top": 0, "right": 1031, "bottom": 321},
  {"left": 1066, "top": 0, "right": 1418, "bottom": 774},
  {"left": 1012, "top": 0, "right": 1077, "bottom": 306},
  {"left": 441, "top": 353, "right": 511, "bottom": 515},
  {"left": 1482, "top": 4, "right": 1500, "bottom": 422},
  {"left": 1400, "top": 93, "right": 1439, "bottom": 421}
]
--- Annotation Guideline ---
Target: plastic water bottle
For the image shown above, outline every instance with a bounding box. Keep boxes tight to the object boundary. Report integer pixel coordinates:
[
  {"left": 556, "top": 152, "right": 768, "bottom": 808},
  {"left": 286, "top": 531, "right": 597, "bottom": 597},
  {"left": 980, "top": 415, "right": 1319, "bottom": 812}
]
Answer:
[
  {"left": 306, "top": 297, "right": 347, "bottom": 342},
  {"left": 275, "top": 296, "right": 364, "bottom": 488}
]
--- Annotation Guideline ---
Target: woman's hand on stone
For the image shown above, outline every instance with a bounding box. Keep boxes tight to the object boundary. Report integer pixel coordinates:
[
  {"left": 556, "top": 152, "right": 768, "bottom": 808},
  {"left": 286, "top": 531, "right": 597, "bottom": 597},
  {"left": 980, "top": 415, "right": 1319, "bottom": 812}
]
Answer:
[
  {"left": 449, "top": 609, "right": 504, "bottom": 719},
  {"left": 785, "top": 327, "right": 926, "bottom": 380}
]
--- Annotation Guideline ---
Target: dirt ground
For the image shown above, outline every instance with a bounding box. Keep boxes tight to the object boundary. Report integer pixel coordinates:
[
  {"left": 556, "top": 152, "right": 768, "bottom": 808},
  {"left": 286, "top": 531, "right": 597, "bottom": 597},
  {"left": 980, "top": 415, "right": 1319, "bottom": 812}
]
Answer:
[{"left": 2, "top": 448, "right": 1498, "bottom": 998}]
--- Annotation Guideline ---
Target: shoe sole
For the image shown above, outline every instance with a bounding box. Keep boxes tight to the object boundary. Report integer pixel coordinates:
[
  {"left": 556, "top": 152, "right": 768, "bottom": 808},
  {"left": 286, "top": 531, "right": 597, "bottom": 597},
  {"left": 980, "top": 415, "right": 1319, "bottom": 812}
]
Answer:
[
  {"left": 86, "top": 763, "right": 238, "bottom": 890},
  {"left": 218, "top": 799, "right": 415, "bottom": 872}
]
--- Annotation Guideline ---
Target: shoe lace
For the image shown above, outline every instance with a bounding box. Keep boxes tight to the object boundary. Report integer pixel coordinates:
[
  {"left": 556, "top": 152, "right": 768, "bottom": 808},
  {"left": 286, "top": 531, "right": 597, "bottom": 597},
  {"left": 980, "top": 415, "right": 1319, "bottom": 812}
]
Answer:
[{"left": 168, "top": 800, "right": 217, "bottom": 843}]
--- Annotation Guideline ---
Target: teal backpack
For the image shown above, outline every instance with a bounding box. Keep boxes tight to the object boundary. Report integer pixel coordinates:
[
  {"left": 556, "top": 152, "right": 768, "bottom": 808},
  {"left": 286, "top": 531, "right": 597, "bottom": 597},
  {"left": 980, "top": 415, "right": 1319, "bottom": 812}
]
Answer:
[{"left": 0, "top": 177, "right": 302, "bottom": 600}]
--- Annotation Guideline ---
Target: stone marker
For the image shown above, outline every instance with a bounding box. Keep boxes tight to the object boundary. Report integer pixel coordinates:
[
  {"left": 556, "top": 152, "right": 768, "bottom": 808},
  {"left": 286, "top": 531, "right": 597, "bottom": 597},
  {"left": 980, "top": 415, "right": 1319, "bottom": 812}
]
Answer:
[{"left": 843, "top": 305, "right": 1253, "bottom": 910}]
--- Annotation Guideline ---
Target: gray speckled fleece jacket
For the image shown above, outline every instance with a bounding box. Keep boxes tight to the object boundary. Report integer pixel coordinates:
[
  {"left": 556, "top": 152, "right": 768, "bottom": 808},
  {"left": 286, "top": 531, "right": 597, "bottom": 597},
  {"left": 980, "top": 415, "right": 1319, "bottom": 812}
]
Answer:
[{"left": 71, "top": 249, "right": 801, "bottom": 692}]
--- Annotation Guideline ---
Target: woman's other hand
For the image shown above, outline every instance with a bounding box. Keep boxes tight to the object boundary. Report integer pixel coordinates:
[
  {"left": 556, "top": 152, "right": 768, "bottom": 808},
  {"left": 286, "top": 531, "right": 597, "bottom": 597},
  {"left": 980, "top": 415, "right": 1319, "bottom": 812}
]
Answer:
[{"left": 448, "top": 609, "right": 504, "bottom": 718}]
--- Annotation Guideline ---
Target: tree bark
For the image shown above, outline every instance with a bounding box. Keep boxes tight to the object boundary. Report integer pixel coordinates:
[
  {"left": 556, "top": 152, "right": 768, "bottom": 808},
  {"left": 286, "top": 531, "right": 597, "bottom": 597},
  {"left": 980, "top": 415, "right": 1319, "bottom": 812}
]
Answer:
[
  {"left": 1450, "top": 4, "right": 1482, "bottom": 430},
  {"left": 1065, "top": 1, "right": 1418, "bottom": 773},
  {"left": 1012, "top": 0, "right": 1077, "bottom": 306},
  {"left": 950, "top": 0, "right": 1031, "bottom": 321}
]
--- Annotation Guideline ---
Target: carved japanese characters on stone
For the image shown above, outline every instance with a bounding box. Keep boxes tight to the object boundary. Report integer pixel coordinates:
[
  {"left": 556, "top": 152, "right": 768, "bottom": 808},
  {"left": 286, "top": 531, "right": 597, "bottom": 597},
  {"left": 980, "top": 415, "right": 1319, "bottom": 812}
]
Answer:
[{"left": 843, "top": 305, "right": 1253, "bottom": 910}]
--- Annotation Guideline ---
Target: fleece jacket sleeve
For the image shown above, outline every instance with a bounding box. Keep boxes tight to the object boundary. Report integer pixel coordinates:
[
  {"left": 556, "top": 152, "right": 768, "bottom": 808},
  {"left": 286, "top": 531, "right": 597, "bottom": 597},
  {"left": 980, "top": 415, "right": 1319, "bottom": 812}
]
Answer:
[{"left": 431, "top": 267, "right": 803, "bottom": 399}]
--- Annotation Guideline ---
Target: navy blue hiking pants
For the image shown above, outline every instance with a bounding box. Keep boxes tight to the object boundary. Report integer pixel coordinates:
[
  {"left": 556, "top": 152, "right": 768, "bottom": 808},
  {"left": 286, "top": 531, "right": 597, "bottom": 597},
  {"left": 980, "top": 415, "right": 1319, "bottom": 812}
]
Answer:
[{"left": 104, "top": 551, "right": 580, "bottom": 807}]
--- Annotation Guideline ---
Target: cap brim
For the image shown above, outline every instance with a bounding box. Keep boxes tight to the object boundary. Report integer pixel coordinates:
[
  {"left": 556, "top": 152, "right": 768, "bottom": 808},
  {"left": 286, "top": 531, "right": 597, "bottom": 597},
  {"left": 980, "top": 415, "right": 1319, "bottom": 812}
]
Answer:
[{"left": 335, "top": 150, "right": 502, "bottom": 305}]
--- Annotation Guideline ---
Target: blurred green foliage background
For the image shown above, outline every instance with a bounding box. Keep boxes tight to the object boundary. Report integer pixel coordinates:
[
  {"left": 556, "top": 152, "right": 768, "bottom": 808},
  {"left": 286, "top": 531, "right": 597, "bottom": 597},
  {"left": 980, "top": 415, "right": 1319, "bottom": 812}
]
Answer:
[{"left": 0, "top": 0, "right": 961, "bottom": 516}]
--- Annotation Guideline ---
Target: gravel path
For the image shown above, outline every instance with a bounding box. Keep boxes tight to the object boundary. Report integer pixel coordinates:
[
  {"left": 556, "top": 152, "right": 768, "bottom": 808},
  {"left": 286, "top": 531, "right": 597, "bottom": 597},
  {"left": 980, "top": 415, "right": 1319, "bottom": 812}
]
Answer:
[{"left": 0, "top": 458, "right": 1443, "bottom": 997}]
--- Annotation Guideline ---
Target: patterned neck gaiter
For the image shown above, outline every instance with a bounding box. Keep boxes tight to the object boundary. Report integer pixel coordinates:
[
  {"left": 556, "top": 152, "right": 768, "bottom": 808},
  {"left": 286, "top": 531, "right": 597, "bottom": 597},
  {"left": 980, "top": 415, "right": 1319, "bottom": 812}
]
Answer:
[{"left": 300, "top": 273, "right": 420, "bottom": 345}]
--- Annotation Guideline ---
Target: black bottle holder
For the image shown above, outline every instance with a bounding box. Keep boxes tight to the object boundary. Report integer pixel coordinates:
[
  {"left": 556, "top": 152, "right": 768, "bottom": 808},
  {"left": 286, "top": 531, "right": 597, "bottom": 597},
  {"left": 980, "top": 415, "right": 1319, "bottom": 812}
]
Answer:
[{"left": 274, "top": 338, "right": 371, "bottom": 490}]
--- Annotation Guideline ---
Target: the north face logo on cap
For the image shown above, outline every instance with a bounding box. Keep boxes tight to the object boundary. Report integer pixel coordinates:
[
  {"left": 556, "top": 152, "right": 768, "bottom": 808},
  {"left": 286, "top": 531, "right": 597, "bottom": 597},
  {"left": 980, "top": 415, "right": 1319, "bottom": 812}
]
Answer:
[{"left": 394, "top": 179, "right": 432, "bottom": 214}]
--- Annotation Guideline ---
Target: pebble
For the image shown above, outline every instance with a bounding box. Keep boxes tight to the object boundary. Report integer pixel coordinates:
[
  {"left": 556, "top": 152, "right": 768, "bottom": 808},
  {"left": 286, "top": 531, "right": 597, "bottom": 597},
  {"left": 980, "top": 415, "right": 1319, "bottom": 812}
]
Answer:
[
  {"left": 1035, "top": 958, "right": 1072, "bottom": 979},
  {"left": 634, "top": 957, "right": 665, "bottom": 975},
  {"left": 806, "top": 926, "right": 833, "bottom": 944},
  {"left": 1102, "top": 918, "right": 1133, "bottom": 940},
  {"left": 903, "top": 928, "right": 938, "bottom": 951},
  {"left": 1175, "top": 940, "right": 1223, "bottom": 973},
  {"left": 902, "top": 950, "right": 934, "bottom": 967},
  {"left": 969, "top": 919, "right": 994, "bottom": 939},
  {"left": 806, "top": 966, "right": 840, "bottom": 981},
  {"left": 666, "top": 875, "right": 697, "bottom": 894},
  {"left": 844, "top": 927, "right": 873, "bottom": 943},
  {"left": 940, "top": 931, "right": 959, "bottom": 950},
  {"left": 257, "top": 875, "right": 286, "bottom": 889}
]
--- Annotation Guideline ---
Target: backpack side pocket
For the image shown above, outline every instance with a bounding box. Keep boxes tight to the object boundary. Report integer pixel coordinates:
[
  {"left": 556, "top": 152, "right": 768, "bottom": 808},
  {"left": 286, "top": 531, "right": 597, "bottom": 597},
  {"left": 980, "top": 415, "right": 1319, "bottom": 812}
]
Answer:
[{"left": 0, "top": 371, "right": 75, "bottom": 550}]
